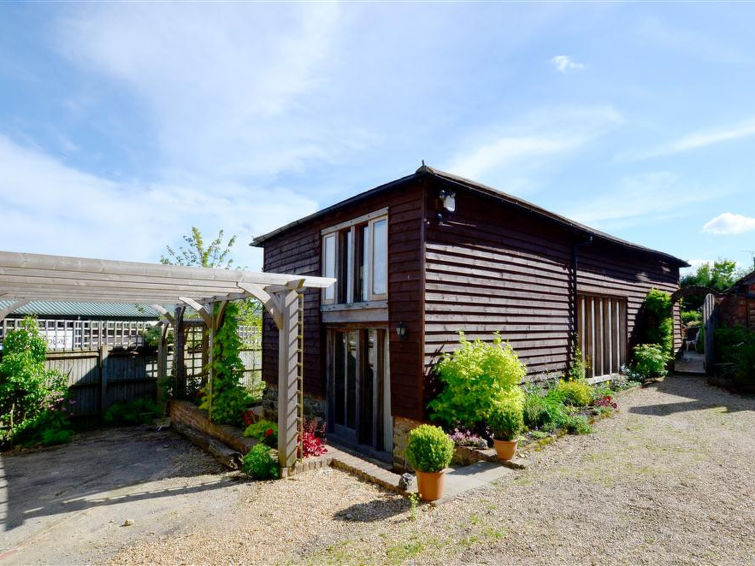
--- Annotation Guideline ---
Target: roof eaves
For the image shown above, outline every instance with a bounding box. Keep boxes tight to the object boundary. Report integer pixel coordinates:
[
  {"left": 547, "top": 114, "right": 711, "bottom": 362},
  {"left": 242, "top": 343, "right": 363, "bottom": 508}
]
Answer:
[
  {"left": 422, "top": 166, "right": 690, "bottom": 267},
  {"left": 251, "top": 172, "right": 419, "bottom": 246}
]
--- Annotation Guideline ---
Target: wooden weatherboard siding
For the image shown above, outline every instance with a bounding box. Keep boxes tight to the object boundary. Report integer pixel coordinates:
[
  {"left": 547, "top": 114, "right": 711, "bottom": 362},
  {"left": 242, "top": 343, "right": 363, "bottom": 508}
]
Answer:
[
  {"left": 422, "top": 178, "right": 682, "bottom": 391},
  {"left": 423, "top": 184, "right": 572, "bottom": 383},
  {"left": 258, "top": 167, "right": 685, "bottom": 427},
  {"left": 259, "top": 180, "right": 425, "bottom": 420}
]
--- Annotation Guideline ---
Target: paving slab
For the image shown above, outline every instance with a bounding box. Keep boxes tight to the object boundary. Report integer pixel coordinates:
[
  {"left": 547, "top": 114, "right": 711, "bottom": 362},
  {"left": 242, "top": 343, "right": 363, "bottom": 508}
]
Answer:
[{"left": 405, "top": 460, "right": 517, "bottom": 504}]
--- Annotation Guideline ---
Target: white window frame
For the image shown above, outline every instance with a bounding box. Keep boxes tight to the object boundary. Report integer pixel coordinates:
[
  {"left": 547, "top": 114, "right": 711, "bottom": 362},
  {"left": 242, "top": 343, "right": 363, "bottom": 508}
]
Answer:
[{"left": 321, "top": 208, "right": 388, "bottom": 305}]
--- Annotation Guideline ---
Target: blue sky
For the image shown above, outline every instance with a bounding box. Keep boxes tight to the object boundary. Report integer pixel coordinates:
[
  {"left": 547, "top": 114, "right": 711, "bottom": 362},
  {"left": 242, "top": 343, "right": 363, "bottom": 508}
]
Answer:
[{"left": 1, "top": 3, "right": 754, "bottom": 274}]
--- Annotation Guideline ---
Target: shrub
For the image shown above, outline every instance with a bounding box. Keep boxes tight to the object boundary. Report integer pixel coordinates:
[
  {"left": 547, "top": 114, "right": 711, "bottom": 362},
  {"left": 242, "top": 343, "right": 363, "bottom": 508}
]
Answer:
[
  {"left": 643, "top": 289, "right": 673, "bottom": 356},
  {"left": 242, "top": 444, "right": 279, "bottom": 480},
  {"left": 405, "top": 424, "right": 455, "bottom": 473},
  {"left": 0, "top": 317, "right": 71, "bottom": 447},
  {"left": 681, "top": 310, "right": 701, "bottom": 327},
  {"left": 429, "top": 333, "right": 526, "bottom": 429},
  {"left": 714, "top": 326, "right": 755, "bottom": 392},
  {"left": 299, "top": 418, "right": 327, "bottom": 458},
  {"left": 488, "top": 397, "right": 524, "bottom": 441},
  {"left": 522, "top": 390, "right": 567, "bottom": 431},
  {"left": 104, "top": 398, "right": 163, "bottom": 426},
  {"left": 243, "top": 419, "right": 278, "bottom": 447},
  {"left": 556, "top": 380, "right": 593, "bottom": 407},
  {"left": 564, "top": 415, "right": 593, "bottom": 435},
  {"left": 632, "top": 344, "right": 669, "bottom": 380}
]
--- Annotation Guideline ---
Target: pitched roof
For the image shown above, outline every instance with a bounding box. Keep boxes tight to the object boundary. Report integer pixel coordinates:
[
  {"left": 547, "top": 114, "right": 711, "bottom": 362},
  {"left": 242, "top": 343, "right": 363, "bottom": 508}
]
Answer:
[
  {"left": 0, "top": 300, "right": 160, "bottom": 319},
  {"left": 252, "top": 164, "right": 688, "bottom": 267}
]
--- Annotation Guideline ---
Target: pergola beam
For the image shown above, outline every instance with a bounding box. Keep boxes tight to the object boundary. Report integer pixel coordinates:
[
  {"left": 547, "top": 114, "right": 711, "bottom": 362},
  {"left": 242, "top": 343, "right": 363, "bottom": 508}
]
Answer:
[
  {"left": 0, "top": 300, "right": 30, "bottom": 322},
  {"left": 178, "top": 297, "right": 213, "bottom": 327},
  {"left": 0, "top": 251, "right": 334, "bottom": 289},
  {"left": 150, "top": 304, "right": 175, "bottom": 325},
  {"left": 0, "top": 249, "right": 336, "bottom": 473}
]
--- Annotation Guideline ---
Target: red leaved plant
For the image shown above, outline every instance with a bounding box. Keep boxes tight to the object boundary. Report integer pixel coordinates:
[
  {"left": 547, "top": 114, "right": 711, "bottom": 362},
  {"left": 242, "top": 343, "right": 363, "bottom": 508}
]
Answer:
[{"left": 298, "top": 418, "right": 328, "bottom": 458}]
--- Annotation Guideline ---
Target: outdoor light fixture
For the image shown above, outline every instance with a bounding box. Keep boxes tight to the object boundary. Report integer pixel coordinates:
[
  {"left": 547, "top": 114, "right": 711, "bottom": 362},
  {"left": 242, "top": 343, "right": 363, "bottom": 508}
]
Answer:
[
  {"left": 396, "top": 321, "right": 408, "bottom": 341},
  {"left": 436, "top": 189, "right": 457, "bottom": 222},
  {"left": 438, "top": 189, "right": 456, "bottom": 213}
]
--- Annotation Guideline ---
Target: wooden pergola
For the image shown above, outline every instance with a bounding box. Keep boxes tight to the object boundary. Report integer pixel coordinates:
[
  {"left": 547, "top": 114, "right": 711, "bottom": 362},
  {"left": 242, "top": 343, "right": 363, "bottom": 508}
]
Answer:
[{"left": 0, "top": 250, "right": 335, "bottom": 468}]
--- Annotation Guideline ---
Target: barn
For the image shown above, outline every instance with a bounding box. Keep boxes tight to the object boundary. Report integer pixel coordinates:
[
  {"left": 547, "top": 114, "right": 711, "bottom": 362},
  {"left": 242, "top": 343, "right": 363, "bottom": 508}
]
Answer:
[{"left": 252, "top": 164, "right": 688, "bottom": 466}]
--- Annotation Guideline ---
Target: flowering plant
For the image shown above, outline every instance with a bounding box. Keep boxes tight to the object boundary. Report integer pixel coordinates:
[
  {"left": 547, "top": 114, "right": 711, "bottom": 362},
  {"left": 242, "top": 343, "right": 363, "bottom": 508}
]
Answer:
[
  {"left": 448, "top": 427, "right": 488, "bottom": 449},
  {"left": 593, "top": 394, "right": 618, "bottom": 409},
  {"left": 299, "top": 418, "right": 327, "bottom": 458}
]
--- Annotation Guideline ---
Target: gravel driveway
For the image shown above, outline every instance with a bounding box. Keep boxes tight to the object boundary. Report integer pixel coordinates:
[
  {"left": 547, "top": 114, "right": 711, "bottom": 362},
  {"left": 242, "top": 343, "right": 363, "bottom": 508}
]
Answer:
[{"left": 3, "top": 375, "right": 754, "bottom": 565}]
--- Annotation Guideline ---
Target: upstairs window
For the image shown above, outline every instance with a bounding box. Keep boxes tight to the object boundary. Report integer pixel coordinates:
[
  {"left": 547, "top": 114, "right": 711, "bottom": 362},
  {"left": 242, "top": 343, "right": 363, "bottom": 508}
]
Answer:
[{"left": 321, "top": 210, "right": 388, "bottom": 306}]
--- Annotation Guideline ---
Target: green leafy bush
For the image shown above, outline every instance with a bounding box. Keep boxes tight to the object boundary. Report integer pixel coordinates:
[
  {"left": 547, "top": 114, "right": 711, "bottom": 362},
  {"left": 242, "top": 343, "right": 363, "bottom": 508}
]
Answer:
[
  {"left": 141, "top": 324, "right": 174, "bottom": 350},
  {"left": 714, "top": 326, "right": 755, "bottom": 392},
  {"left": 243, "top": 419, "right": 278, "bottom": 447},
  {"left": 564, "top": 414, "right": 593, "bottom": 435},
  {"left": 489, "top": 397, "right": 524, "bottom": 441},
  {"left": 522, "top": 389, "right": 568, "bottom": 430},
  {"left": 632, "top": 344, "right": 670, "bottom": 380},
  {"left": 405, "top": 424, "right": 455, "bottom": 473},
  {"left": 429, "top": 333, "right": 526, "bottom": 429},
  {"left": 199, "top": 302, "right": 257, "bottom": 424},
  {"left": 681, "top": 311, "right": 701, "bottom": 327},
  {"left": 0, "top": 317, "right": 72, "bottom": 447},
  {"left": 104, "top": 398, "right": 163, "bottom": 426},
  {"left": 555, "top": 380, "right": 593, "bottom": 407},
  {"left": 241, "top": 443, "right": 279, "bottom": 480},
  {"left": 643, "top": 289, "right": 674, "bottom": 356}
]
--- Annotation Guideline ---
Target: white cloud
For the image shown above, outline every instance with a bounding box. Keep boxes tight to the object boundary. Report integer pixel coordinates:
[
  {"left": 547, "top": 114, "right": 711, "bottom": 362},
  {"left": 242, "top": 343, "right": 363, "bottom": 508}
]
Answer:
[
  {"left": 550, "top": 55, "right": 584, "bottom": 73},
  {"left": 621, "top": 119, "right": 755, "bottom": 161},
  {"left": 0, "top": 135, "right": 318, "bottom": 269},
  {"left": 446, "top": 106, "right": 621, "bottom": 188},
  {"left": 702, "top": 212, "right": 755, "bottom": 235},
  {"left": 563, "top": 172, "right": 718, "bottom": 229},
  {"left": 56, "top": 4, "right": 347, "bottom": 179}
]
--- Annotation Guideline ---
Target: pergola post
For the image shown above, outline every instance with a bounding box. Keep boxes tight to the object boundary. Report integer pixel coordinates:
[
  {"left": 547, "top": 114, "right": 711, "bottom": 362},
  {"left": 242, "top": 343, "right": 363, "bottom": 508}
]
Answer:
[
  {"left": 174, "top": 306, "right": 186, "bottom": 398},
  {"left": 274, "top": 283, "right": 304, "bottom": 468},
  {"left": 0, "top": 250, "right": 334, "bottom": 470}
]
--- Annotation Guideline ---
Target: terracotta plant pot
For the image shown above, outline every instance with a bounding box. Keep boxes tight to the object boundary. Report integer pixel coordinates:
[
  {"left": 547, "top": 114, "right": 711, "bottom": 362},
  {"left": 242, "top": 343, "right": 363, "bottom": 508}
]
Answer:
[
  {"left": 415, "top": 469, "right": 446, "bottom": 501},
  {"left": 493, "top": 439, "right": 518, "bottom": 461}
]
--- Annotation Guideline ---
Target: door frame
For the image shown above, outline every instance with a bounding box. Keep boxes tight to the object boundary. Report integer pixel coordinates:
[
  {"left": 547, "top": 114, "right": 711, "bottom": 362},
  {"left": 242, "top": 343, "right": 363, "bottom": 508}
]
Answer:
[{"left": 325, "top": 326, "right": 391, "bottom": 454}]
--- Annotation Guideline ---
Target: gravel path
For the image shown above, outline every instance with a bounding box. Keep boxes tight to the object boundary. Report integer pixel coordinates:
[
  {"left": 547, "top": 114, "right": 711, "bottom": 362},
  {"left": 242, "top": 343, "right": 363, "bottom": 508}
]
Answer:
[
  {"left": 5, "top": 375, "right": 753, "bottom": 565},
  {"left": 109, "top": 375, "right": 755, "bottom": 566}
]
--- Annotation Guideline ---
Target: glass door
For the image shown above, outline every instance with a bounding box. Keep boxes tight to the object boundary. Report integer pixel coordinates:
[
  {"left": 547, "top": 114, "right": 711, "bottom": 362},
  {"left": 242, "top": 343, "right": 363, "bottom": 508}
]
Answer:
[{"left": 328, "top": 328, "right": 391, "bottom": 453}]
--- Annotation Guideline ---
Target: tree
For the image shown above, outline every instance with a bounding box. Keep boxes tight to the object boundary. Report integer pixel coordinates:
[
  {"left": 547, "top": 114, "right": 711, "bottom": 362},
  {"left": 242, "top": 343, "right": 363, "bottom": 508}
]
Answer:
[
  {"left": 680, "top": 259, "right": 741, "bottom": 313},
  {"left": 161, "top": 227, "right": 238, "bottom": 269}
]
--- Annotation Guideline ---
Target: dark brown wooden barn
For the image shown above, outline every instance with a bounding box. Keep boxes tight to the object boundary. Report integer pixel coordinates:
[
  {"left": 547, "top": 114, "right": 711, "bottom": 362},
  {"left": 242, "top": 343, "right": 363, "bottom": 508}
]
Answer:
[{"left": 252, "top": 165, "right": 688, "bottom": 466}]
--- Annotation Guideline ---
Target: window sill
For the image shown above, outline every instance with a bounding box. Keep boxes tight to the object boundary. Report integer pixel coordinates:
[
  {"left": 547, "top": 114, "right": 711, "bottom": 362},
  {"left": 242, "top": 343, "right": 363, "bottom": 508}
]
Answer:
[
  {"left": 321, "top": 300, "right": 388, "bottom": 324},
  {"left": 321, "top": 300, "right": 388, "bottom": 312}
]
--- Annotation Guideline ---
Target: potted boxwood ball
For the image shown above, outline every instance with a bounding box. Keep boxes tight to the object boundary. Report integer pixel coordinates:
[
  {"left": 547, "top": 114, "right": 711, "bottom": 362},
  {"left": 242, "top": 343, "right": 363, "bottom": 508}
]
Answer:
[
  {"left": 489, "top": 399, "right": 524, "bottom": 461},
  {"left": 404, "top": 424, "right": 455, "bottom": 501}
]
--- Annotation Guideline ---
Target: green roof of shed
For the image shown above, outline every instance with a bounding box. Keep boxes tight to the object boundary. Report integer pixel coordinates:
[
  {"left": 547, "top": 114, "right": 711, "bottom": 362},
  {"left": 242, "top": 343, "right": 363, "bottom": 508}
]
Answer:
[{"left": 0, "top": 301, "right": 160, "bottom": 319}]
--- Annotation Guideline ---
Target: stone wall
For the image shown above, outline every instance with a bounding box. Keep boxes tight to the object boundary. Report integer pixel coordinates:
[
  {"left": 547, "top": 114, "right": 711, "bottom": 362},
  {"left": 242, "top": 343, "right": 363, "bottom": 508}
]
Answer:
[
  {"left": 169, "top": 399, "right": 254, "bottom": 454},
  {"left": 262, "top": 385, "right": 326, "bottom": 422},
  {"left": 391, "top": 415, "right": 425, "bottom": 471}
]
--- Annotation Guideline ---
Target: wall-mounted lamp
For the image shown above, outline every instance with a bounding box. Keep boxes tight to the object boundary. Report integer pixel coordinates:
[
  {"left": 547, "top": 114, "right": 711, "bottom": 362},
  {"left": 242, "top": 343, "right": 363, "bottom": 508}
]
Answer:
[
  {"left": 396, "top": 321, "right": 408, "bottom": 341},
  {"left": 436, "top": 189, "right": 456, "bottom": 222},
  {"left": 438, "top": 189, "right": 456, "bottom": 213}
]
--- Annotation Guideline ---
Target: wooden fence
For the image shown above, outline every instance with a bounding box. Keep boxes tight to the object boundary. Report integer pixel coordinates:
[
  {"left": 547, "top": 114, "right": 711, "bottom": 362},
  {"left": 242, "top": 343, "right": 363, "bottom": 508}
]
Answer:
[
  {"left": 1, "top": 318, "right": 262, "bottom": 418},
  {"left": 46, "top": 347, "right": 159, "bottom": 417}
]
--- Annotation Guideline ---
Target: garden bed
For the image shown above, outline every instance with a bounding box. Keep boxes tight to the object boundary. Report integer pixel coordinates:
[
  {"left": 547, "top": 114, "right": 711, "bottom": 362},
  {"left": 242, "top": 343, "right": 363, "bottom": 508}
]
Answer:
[{"left": 168, "top": 399, "right": 333, "bottom": 477}]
